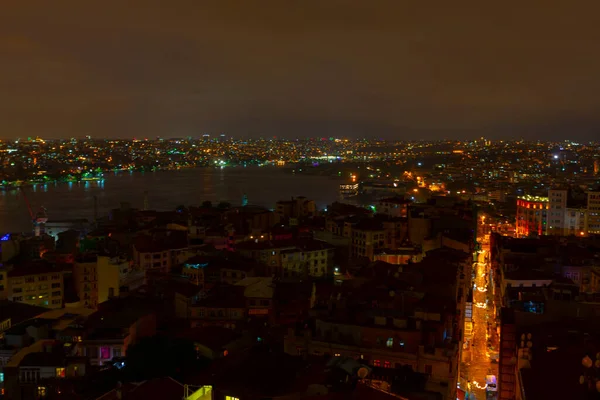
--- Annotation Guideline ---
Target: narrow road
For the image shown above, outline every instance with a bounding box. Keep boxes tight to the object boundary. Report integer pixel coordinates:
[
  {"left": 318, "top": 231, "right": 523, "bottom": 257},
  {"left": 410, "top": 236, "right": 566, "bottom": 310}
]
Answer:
[{"left": 461, "top": 240, "right": 498, "bottom": 400}]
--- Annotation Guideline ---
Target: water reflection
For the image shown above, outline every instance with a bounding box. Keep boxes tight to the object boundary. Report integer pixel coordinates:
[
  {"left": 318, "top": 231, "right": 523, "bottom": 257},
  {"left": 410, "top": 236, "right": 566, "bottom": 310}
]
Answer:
[{"left": 0, "top": 167, "right": 341, "bottom": 232}]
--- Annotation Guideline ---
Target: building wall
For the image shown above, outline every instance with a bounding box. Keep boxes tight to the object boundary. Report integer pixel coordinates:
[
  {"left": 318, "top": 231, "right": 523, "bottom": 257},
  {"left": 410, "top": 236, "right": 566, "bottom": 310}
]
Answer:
[
  {"left": 378, "top": 201, "right": 408, "bottom": 218},
  {"left": 189, "top": 306, "right": 245, "bottom": 329},
  {"left": 564, "top": 208, "right": 587, "bottom": 236},
  {"left": 547, "top": 189, "right": 567, "bottom": 235},
  {"left": 515, "top": 197, "right": 548, "bottom": 237},
  {"left": 73, "top": 261, "right": 98, "bottom": 309},
  {"left": 351, "top": 229, "right": 386, "bottom": 260},
  {"left": 588, "top": 191, "right": 600, "bottom": 234},
  {"left": 281, "top": 248, "right": 333, "bottom": 278},
  {"left": 134, "top": 249, "right": 171, "bottom": 273},
  {"left": 97, "top": 256, "right": 124, "bottom": 304},
  {"left": 8, "top": 272, "right": 64, "bottom": 309}
]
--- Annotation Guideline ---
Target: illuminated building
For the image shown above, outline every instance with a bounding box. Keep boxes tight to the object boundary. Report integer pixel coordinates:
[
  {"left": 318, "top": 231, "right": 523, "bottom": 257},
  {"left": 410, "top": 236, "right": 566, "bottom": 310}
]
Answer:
[
  {"left": 547, "top": 188, "right": 588, "bottom": 236},
  {"left": 350, "top": 220, "right": 387, "bottom": 260},
  {"left": 5, "top": 261, "right": 66, "bottom": 309},
  {"left": 547, "top": 189, "right": 567, "bottom": 236},
  {"left": 587, "top": 191, "right": 600, "bottom": 235},
  {"left": 515, "top": 195, "right": 548, "bottom": 237}
]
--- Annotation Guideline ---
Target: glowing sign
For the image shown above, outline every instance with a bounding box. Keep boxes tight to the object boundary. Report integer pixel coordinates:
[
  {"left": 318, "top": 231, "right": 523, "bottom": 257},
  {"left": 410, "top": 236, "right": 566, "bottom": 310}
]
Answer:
[{"left": 0, "top": 234, "right": 10, "bottom": 241}]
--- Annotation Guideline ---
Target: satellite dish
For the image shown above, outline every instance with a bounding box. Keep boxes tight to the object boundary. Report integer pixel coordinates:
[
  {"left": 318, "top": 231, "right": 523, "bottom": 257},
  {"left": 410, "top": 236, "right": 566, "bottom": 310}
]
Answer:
[{"left": 357, "top": 367, "right": 370, "bottom": 379}]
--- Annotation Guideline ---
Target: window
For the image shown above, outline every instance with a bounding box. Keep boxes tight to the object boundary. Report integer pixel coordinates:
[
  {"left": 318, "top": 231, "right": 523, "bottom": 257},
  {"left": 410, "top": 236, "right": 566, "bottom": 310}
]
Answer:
[
  {"left": 51, "top": 274, "right": 60, "bottom": 280},
  {"left": 25, "top": 277, "right": 35, "bottom": 283},
  {"left": 386, "top": 338, "right": 393, "bottom": 348},
  {"left": 52, "top": 291, "right": 61, "bottom": 297},
  {"left": 12, "top": 287, "right": 22, "bottom": 293},
  {"left": 13, "top": 296, "right": 23, "bottom": 302},
  {"left": 373, "top": 360, "right": 381, "bottom": 367},
  {"left": 100, "top": 347, "right": 111, "bottom": 359},
  {"left": 384, "top": 361, "right": 391, "bottom": 368},
  {"left": 37, "top": 386, "right": 47, "bottom": 398},
  {"left": 425, "top": 364, "right": 432, "bottom": 375},
  {"left": 225, "top": 397, "right": 240, "bottom": 400},
  {"left": 55, "top": 368, "right": 65, "bottom": 378},
  {"left": 113, "top": 348, "right": 122, "bottom": 358},
  {"left": 38, "top": 276, "right": 48, "bottom": 281}
]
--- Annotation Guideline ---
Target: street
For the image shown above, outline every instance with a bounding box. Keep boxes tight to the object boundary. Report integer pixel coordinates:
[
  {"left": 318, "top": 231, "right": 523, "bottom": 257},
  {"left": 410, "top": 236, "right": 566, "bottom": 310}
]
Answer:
[{"left": 460, "top": 234, "right": 499, "bottom": 399}]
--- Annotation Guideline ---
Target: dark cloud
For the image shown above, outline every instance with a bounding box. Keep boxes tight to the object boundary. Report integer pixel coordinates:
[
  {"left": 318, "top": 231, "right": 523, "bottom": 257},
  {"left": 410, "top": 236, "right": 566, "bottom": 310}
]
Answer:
[{"left": 1, "top": 1, "right": 600, "bottom": 140}]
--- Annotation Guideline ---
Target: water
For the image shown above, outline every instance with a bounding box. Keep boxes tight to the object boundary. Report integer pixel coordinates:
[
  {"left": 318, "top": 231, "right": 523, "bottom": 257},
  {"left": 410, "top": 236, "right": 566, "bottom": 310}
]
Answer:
[{"left": 0, "top": 167, "right": 343, "bottom": 233}]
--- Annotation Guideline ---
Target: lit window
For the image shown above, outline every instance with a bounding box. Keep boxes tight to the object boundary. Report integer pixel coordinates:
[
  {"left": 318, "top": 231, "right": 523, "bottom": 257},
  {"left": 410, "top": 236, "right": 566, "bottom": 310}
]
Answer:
[
  {"left": 373, "top": 360, "right": 381, "bottom": 367},
  {"left": 386, "top": 338, "right": 393, "bottom": 348},
  {"left": 100, "top": 347, "right": 111, "bottom": 359},
  {"left": 334, "top": 353, "right": 341, "bottom": 357},
  {"left": 38, "top": 386, "right": 47, "bottom": 397},
  {"left": 225, "top": 397, "right": 240, "bottom": 400},
  {"left": 384, "top": 361, "right": 391, "bottom": 368},
  {"left": 55, "top": 368, "right": 65, "bottom": 378}
]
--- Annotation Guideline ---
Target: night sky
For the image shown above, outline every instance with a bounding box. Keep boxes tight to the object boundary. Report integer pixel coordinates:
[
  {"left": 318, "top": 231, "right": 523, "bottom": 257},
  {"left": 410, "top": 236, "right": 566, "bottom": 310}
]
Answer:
[{"left": 2, "top": 1, "right": 600, "bottom": 140}]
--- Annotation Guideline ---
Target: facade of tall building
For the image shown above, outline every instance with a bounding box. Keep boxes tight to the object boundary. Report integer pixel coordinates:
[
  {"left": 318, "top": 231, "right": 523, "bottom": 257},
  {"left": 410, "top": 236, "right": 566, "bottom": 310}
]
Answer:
[
  {"left": 547, "top": 189, "right": 567, "bottom": 235},
  {"left": 515, "top": 195, "right": 548, "bottom": 237},
  {"left": 5, "top": 263, "right": 66, "bottom": 309},
  {"left": 594, "top": 159, "right": 600, "bottom": 176},
  {"left": 588, "top": 191, "right": 600, "bottom": 235}
]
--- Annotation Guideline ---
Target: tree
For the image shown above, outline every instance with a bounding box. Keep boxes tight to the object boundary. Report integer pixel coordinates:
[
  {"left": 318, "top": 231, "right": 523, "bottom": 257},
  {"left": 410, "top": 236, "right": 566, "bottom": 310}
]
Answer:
[
  {"left": 125, "top": 336, "right": 198, "bottom": 381},
  {"left": 217, "top": 201, "right": 231, "bottom": 209}
]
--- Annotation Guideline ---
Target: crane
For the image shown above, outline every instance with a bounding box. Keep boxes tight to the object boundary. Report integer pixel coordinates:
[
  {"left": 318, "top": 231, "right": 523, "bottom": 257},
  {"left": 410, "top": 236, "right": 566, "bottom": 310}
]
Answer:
[{"left": 19, "top": 187, "right": 48, "bottom": 236}]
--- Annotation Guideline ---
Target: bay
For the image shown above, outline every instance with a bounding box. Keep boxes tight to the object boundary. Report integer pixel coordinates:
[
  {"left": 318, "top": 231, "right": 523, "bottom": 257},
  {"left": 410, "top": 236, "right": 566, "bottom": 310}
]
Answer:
[{"left": 0, "top": 167, "right": 343, "bottom": 233}]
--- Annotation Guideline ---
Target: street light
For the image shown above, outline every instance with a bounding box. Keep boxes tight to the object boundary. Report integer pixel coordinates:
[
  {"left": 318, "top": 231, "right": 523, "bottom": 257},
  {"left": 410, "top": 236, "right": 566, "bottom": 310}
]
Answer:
[{"left": 580, "top": 353, "right": 600, "bottom": 393}]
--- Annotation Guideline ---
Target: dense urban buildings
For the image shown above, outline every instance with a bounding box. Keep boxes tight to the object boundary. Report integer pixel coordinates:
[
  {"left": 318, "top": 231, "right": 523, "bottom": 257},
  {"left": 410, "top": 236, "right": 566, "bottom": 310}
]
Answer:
[{"left": 0, "top": 138, "right": 599, "bottom": 399}]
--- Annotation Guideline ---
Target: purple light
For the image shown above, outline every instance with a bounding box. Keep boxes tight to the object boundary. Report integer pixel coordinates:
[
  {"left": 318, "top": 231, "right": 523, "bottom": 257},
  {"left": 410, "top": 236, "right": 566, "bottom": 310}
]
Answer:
[{"left": 0, "top": 234, "right": 10, "bottom": 241}]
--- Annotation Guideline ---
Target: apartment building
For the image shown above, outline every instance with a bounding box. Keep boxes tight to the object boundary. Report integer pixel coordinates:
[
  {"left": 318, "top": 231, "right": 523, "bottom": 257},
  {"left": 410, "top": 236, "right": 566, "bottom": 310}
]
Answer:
[
  {"left": 378, "top": 197, "right": 410, "bottom": 218},
  {"left": 351, "top": 219, "right": 387, "bottom": 260},
  {"left": 73, "top": 255, "right": 98, "bottom": 309},
  {"left": 97, "top": 255, "right": 144, "bottom": 303},
  {"left": 236, "top": 239, "right": 334, "bottom": 278},
  {"left": 5, "top": 261, "right": 66, "bottom": 309},
  {"left": 588, "top": 190, "right": 600, "bottom": 235},
  {"left": 132, "top": 230, "right": 189, "bottom": 274},
  {"left": 515, "top": 195, "right": 548, "bottom": 237},
  {"left": 275, "top": 196, "right": 316, "bottom": 222}
]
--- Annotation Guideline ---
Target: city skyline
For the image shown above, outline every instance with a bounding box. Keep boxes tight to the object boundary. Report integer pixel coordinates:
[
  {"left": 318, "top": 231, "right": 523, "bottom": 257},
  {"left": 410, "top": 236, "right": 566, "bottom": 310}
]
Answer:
[{"left": 2, "top": 1, "right": 600, "bottom": 140}]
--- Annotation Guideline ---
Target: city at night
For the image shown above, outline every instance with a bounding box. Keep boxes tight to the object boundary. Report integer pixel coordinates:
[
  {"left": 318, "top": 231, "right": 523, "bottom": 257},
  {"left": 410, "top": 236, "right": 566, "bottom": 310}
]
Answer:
[{"left": 1, "top": 2, "right": 600, "bottom": 400}]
